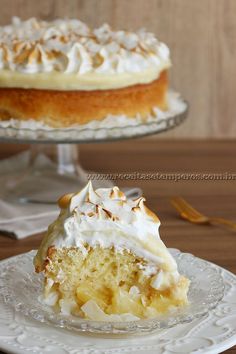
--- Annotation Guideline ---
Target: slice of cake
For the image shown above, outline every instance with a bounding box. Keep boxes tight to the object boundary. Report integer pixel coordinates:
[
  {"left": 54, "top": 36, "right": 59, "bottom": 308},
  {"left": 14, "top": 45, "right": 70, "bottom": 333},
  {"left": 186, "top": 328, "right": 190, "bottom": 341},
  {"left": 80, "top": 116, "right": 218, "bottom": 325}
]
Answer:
[
  {"left": 34, "top": 182, "right": 189, "bottom": 320},
  {"left": 0, "top": 17, "right": 170, "bottom": 127}
]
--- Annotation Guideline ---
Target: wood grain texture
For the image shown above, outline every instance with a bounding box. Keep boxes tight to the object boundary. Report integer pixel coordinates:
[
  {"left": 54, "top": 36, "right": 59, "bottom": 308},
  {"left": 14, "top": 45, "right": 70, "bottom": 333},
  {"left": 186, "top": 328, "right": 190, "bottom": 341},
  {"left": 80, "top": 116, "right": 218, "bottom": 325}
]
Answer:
[
  {"left": 0, "top": 140, "right": 236, "bottom": 353},
  {"left": 0, "top": 0, "right": 236, "bottom": 137}
]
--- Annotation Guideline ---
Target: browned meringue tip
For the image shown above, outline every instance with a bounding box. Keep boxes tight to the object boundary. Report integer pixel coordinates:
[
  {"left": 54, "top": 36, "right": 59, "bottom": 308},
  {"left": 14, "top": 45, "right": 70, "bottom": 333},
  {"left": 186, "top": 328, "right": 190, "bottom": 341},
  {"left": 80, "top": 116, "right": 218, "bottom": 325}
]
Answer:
[
  {"left": 110, "top": 186, "right": 126, "bottom": 200},
  {"left": 58, "top": 193, "right": 74, "bottom": 209},
  {"left": 133, "top": 197, "right": 159, "bottom": 222},
  {"left": 134, "top": 196, "right": 146, "bottom": 205},
  {"left": 145, "top": 205, "right": 160, "bottom": 222}
]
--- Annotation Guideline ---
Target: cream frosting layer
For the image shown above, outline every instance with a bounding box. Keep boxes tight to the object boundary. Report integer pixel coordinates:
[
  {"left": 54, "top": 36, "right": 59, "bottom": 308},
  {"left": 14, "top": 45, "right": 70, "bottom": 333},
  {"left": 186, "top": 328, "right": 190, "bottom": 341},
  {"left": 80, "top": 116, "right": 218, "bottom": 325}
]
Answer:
[
  {"left": 0, "top": 66, "right": 164, "bottom": 90},
  {"left": 34, "top": 181, "right": 180, "bottom": 291},
  {"left": 0, "top": 17, "right": 171, "bottom": 90}
]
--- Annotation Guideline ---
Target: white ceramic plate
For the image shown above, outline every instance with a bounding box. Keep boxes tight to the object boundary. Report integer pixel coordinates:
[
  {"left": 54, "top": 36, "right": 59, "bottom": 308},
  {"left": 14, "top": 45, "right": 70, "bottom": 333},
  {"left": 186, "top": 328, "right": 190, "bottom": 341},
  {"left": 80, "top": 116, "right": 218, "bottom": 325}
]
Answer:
[{"left": 0, "top": 250, "right": 236, "bottom": 353}]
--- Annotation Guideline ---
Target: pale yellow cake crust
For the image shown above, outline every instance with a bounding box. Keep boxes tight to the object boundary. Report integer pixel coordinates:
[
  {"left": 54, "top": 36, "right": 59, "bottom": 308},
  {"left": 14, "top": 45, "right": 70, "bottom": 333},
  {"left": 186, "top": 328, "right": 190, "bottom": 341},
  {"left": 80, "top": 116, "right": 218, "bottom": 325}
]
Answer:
[{"left": 0, "top": 70, "right": 168, "bottom": 127}]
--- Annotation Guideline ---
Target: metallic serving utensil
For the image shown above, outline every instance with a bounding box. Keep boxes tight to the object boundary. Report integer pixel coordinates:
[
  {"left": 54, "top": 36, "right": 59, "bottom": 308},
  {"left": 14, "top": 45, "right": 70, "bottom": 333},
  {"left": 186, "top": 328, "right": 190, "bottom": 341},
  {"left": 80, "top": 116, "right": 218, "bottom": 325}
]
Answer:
[{"left": 171, "top": 197, "right": 236, "bottom": 231}]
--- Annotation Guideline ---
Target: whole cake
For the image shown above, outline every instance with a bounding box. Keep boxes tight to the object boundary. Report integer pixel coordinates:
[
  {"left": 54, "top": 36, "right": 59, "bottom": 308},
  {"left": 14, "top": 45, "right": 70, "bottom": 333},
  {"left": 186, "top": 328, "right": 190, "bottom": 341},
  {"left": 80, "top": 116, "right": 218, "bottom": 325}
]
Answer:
[
  {"left": 0, "top": 17, "right": 171, "bottom": 127},
  {"left": 34, "top": 182, "right": 189, "bottom": 320}
]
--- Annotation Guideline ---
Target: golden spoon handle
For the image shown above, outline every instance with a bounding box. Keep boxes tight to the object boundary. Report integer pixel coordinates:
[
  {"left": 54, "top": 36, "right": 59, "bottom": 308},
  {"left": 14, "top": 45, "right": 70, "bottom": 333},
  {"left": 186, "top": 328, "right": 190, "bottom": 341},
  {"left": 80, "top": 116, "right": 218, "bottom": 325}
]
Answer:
[{"left": 209, "top": 217, "right": 236, "bottom": 231}]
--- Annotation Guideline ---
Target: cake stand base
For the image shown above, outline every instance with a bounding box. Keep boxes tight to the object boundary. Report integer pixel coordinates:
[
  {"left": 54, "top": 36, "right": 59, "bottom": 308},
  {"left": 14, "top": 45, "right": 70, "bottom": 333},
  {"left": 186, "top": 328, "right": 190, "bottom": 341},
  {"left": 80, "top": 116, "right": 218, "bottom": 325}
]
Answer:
[{"left": 4, "top": 144, "right": 114, "bottom": 204}]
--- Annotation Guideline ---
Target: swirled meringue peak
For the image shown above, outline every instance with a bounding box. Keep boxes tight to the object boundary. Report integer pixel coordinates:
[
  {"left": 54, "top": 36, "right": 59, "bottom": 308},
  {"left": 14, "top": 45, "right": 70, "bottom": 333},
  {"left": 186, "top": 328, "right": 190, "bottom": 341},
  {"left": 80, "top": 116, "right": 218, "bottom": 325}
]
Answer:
[
  {"left": 34, "top": 181, "right": 179, "bottom": 290},
  {"left": 0, "top": 17, "right": 171, "bottom": 90},
  {"left": 0, "top": 17, "right": 170, "bottom": 74}
]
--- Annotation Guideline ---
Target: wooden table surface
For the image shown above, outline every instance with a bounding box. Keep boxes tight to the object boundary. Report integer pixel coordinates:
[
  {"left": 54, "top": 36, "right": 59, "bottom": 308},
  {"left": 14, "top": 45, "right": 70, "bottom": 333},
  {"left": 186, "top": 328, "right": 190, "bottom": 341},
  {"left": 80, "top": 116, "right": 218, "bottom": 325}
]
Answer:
[{"left": 0, "top": 139, "right": 236, "bottom": 353}]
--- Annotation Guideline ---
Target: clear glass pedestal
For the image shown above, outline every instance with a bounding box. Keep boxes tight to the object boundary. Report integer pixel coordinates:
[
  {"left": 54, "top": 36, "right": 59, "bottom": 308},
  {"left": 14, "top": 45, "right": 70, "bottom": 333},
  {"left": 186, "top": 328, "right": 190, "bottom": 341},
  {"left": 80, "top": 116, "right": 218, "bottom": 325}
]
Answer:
[{"left": 4, "top": 144, "right": 114, "bottom": 204}]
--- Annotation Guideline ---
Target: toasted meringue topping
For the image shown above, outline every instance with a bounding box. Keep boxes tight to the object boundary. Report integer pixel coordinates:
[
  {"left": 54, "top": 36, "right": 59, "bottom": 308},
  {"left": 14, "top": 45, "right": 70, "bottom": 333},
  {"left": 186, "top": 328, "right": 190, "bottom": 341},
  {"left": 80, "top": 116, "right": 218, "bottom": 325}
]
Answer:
[
  {"left": 34, "top": 182, "right": 180, "bottom": 290},
  {"left": 0, "top": 17, "right": 171, "bottom": 90},
  {"left": 58, "top": 193, "right": 74, "bottom": 209}
]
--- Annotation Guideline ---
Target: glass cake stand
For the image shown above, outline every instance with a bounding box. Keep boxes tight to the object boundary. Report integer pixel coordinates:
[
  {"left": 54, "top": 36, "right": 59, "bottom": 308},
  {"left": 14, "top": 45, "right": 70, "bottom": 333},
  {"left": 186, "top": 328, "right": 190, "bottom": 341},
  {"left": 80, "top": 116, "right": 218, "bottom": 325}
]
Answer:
[{"left": 0, "top": 91, "right": 188, "bottom": 203}]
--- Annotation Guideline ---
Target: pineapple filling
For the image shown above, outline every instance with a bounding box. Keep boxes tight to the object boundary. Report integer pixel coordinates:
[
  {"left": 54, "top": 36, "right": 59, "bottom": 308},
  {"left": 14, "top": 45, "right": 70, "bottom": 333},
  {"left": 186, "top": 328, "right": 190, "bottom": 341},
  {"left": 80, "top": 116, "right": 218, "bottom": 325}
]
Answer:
[{"left": 42, "top": 247, "right": 189, "bottom": 320}]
